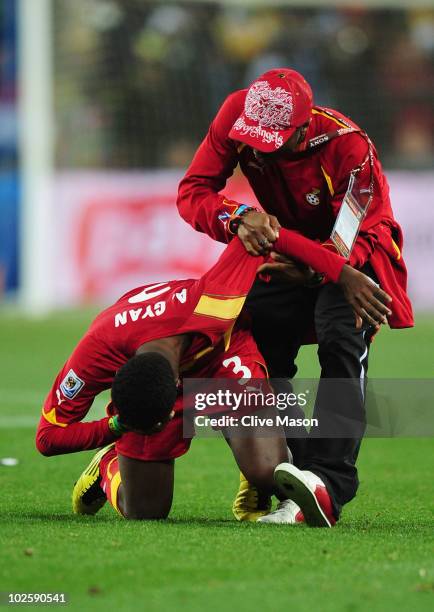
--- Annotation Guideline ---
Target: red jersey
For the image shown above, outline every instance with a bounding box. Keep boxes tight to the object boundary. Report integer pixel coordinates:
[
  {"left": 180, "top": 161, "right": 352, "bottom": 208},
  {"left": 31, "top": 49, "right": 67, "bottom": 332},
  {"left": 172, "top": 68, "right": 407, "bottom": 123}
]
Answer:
[
  {"left": 177, "top": 90, "right": 413, "bottom": 328},
  {"left": 38, "top": 232, "right": 345, "bottom": 454}
]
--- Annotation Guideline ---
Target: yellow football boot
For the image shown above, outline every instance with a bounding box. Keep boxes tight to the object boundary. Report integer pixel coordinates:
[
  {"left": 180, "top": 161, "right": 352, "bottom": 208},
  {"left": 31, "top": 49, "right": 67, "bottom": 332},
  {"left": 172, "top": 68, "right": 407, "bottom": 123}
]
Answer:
[
  {"left": 72, "top": 443, "right": 115, "bottom": 515},
  {"left": 232, "top": 472, "right": 272, "bottom": 521}
]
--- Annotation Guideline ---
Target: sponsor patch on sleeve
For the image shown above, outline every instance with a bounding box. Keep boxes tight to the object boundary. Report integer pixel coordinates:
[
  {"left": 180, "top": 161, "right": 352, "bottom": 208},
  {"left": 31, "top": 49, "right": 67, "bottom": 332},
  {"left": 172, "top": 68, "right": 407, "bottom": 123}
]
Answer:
[{"left": 60, "top": 368, "right": 85, "bottom": 399}]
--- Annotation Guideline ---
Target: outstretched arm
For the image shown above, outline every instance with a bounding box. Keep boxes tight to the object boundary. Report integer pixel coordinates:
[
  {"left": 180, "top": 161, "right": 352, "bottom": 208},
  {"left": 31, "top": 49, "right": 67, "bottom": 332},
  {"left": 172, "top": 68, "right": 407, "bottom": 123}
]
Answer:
[
  {"left": 269, "top": 228, "right": 392, "bottom": 329},
  {"left": 274, "top": 227, "right": 346, "bottom": 283}
]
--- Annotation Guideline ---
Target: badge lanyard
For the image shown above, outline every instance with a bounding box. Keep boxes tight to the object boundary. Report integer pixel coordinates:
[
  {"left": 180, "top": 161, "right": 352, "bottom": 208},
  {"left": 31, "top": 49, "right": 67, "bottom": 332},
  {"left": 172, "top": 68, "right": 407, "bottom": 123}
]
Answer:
[
  {"left": 307, "top": 108, "right": 375, "bottom": 258},
  {"left": 330, "top": 140, "right": 375, "bottom": 258}
]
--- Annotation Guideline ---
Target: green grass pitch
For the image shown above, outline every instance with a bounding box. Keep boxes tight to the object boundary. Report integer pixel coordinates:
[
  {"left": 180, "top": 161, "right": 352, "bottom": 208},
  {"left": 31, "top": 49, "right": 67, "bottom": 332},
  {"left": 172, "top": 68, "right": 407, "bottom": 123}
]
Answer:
[{"left": 1, "top": 310, "right": 433, "bottom": 611}]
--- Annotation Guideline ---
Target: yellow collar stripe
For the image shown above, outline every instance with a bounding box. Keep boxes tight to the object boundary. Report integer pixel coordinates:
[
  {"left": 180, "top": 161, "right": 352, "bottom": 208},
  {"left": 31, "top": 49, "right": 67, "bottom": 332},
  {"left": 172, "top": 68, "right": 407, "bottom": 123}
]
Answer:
[
  {"left": 223, "top": 321, "right": 236, "bottom": 351},
  {"left": 321, "top": 165, "right": 335, "bottom": 196},
  {"left": 312, "top": 108, "right": 349, "bottom": 130},
  {"left": 179, "top": 344, "right": 215, "bottom": 373},
  {"left": 392, "top": 239, "right": 401, "bottom": 260}
]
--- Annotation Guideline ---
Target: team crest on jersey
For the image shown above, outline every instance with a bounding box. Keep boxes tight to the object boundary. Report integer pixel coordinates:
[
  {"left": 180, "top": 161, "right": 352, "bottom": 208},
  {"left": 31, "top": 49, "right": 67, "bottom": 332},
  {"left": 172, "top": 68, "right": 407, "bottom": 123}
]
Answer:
[
  {"left": 60, "top": 369, "right": 85, "bottom": 399},
  {"left": 305, "top": 188, "right": 321, "bottom": 206}
]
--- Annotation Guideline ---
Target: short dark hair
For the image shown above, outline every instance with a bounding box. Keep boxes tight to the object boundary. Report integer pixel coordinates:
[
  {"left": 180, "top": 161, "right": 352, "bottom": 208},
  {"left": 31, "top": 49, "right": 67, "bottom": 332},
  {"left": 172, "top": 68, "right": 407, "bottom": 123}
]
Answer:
[{"left": 111, "top": 352, "right": 177, "bottom": 431}]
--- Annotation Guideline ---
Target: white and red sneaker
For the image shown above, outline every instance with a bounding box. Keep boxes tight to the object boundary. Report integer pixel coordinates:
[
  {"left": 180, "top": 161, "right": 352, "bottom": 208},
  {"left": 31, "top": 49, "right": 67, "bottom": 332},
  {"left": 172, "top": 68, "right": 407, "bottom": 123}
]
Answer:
[
  {"left": 273, "top": 463, "right": 336, "bottom": 528},
  {"left": 257, "top": 499, "right": 304, "bottom": 525}
]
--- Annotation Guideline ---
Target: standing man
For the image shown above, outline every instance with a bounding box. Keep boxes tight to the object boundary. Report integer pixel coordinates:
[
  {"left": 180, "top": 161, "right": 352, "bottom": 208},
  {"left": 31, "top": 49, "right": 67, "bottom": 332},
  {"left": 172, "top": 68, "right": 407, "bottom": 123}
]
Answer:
[{"left": 177, "top": 68, "right": 413, "bottom": 525}]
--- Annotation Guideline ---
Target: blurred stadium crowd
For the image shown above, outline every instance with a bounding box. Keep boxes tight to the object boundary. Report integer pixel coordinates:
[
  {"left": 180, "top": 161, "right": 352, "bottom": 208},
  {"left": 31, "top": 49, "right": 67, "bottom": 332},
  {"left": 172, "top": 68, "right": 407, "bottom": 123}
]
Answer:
[
  {"left": 52, "top": 1, "right": 434, "bottom": 169},
  {"left": 2, "top": 1, "right": 434, "bottom": 171},
  {"left": 0, "top": 0, "right": 434, "bottom": 304}
]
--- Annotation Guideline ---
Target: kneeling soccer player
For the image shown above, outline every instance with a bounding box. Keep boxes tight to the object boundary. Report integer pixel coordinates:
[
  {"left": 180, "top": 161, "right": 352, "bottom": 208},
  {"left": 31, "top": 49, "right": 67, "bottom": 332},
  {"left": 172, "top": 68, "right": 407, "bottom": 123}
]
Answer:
[{"left": 36, "top": 230, "right": 391, "bottom": 523}]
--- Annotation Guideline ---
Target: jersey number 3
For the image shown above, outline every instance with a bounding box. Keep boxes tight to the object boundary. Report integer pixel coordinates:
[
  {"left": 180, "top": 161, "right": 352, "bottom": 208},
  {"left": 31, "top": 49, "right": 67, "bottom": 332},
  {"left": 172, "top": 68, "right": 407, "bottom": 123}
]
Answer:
[{"left": 222, "top": 356, "right": 252, "bottom": 382}]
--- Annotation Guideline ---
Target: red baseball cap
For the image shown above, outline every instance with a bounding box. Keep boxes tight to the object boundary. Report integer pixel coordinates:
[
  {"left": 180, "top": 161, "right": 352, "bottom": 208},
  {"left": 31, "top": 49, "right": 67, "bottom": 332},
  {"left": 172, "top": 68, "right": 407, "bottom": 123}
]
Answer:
[{"left": 229, "top": 68, "right": 313, "bottom": 153}]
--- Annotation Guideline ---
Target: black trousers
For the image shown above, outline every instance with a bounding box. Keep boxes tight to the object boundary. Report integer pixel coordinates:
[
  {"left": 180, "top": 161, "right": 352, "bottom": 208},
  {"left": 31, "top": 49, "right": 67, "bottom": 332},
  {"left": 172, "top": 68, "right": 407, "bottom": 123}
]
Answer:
[{"left": 245, "top": 266, "right": 376, "bottom": 519}]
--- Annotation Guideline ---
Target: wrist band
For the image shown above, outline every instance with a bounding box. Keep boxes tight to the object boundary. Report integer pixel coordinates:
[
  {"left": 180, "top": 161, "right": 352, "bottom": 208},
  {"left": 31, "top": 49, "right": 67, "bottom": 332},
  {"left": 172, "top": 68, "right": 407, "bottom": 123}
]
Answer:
[
  {"left": 108, "top": 415, "right": 128, "bottom": 436},
  {"left": 228, "top": 205, "right": 257, "bottom": 235}
]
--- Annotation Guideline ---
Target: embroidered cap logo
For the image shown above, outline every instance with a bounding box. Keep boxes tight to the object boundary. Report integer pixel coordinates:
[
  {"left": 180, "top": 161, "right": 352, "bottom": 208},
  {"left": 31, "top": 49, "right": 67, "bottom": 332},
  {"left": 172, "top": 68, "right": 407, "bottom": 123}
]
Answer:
[{"left": 244, "top": 81, "right": 294, "bottom": 130}]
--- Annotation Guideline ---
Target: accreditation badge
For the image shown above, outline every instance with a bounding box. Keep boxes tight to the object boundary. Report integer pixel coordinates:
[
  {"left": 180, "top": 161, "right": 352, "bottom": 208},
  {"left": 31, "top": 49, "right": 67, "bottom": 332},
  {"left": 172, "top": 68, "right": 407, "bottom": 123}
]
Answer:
[{"left": 330, "top": 172, "right": 370, "bottom": 258}]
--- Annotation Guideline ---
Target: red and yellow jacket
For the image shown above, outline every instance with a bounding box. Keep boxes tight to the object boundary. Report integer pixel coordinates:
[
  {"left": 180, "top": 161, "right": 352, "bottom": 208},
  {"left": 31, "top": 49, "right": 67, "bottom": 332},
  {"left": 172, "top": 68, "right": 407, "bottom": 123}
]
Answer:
[{"left": 177, "top": 90, "right": 413, "bottom": 329}]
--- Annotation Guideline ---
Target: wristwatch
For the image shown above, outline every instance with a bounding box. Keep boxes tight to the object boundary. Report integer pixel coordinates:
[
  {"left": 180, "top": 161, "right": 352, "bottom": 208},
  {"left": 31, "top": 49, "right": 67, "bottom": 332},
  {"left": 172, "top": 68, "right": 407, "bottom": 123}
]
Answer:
[{"left": 228, "top": 205, "right": 257, "bottom": 235}]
